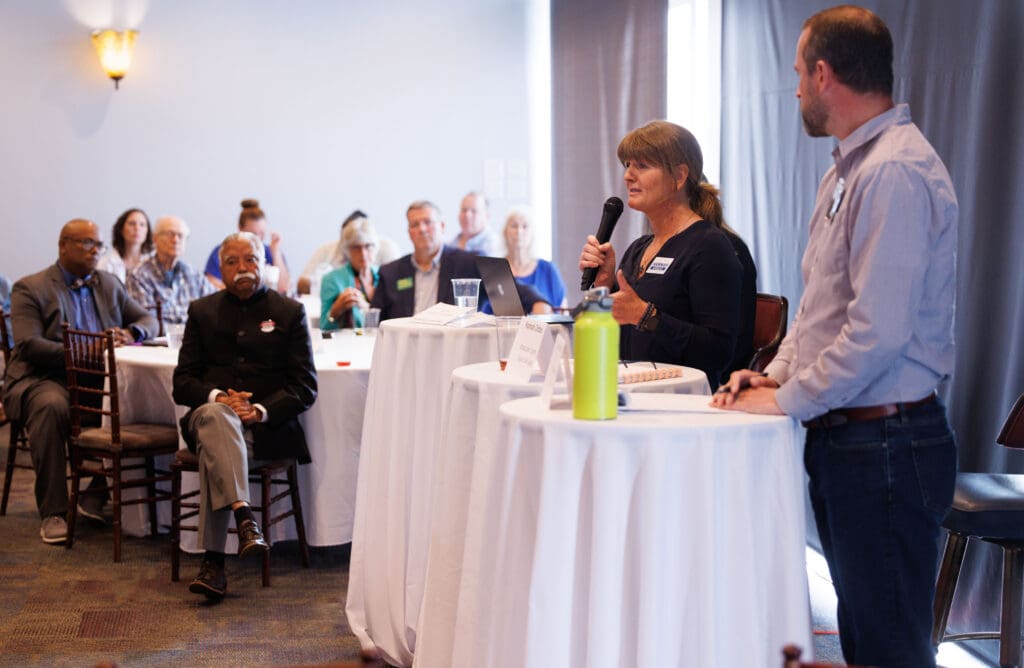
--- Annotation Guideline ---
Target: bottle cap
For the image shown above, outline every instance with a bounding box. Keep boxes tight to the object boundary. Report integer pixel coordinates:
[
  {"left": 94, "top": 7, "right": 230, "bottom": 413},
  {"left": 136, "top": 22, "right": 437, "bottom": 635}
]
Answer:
[{"left": 572, "top": 286, "right": 614, "bottom": 317}]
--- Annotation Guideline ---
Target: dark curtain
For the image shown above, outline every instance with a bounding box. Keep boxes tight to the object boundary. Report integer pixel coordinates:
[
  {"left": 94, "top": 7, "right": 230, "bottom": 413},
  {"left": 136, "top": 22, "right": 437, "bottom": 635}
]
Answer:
[
  {"left": 551, "top": 0, "right": 667, "bottom": 306},
  {"left": 721, "top": 0, "right": 1024, "bottom": 660}
]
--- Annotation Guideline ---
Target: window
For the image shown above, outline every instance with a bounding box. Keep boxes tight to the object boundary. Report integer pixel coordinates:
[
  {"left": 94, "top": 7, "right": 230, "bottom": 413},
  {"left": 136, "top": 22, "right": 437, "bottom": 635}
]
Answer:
[{"left": 667, "top": 0, "right": 722, "bottom": 185}]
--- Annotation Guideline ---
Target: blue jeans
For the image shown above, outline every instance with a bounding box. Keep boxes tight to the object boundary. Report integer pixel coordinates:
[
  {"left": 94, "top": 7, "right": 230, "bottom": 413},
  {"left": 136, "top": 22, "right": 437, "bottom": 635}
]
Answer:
[{"left": 805, "top": 399, "right": 957, "bottom": 668}]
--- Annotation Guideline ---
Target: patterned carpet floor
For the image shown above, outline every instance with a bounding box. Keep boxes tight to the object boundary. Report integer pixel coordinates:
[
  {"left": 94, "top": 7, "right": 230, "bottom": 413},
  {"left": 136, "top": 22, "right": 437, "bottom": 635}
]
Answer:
[{"left": 0, "top": 423, "right": 364, "bottom": 667}]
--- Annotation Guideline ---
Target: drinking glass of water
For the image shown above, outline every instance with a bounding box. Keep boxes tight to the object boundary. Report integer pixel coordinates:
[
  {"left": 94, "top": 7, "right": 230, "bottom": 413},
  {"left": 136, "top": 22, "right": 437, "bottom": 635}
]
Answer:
[{"left": 451, "top": 278, "right": 481, "bottom": 310}]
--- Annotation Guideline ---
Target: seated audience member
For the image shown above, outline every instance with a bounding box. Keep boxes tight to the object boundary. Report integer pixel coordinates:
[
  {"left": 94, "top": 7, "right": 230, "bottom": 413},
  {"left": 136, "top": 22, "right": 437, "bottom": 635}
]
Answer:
[
  {"left": 579, "top": 120, "right": 753, "bottom": 389},
  {"left": 97, "top": 208, "right": 153, "bottom": 283},
  {"left": 372, "top": 200, "right": 552, "bottom": 320},
  {"left": 128, "top": 216, "right": 215, "bottom": 324},
  {"left": 320, "top": 218, "right": 380, "bottom": 330},
  {"left": 205, "top": 199, "right": 290, "bottom": 293},
  {"left": 2, "top": 219, "right": 157, "bottom": 544},
  {"left": 452, "top": 191, "right": 498, "bottom": 255},
  {"left": 173, "top": 232, "right": 317, "bottom": 600},
  {"left": 491, "top": 206, "right": 567, "bottom": 310},
  {"left": 298, "top": 210, "right": 400, "bottom": 294}
]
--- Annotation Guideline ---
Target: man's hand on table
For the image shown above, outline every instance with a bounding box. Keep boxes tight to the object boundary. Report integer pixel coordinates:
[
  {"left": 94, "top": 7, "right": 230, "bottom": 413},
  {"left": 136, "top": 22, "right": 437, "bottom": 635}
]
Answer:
[{"left": 711, "top": 369, "right": 785, "bottom": 415}]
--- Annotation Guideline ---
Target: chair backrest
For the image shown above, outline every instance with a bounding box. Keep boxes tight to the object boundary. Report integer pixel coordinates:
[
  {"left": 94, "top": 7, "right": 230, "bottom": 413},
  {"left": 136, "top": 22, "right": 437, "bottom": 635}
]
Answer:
[
  {"left": 154, "top": 298, "right": 165, "bottom": 338},
  {"left": 997, "top": 393, "right": 1024, "bottom": 449},
  {"left": 749, "top": 293, "right": 788, "bottom": 373},
  {"left": 0, "top": 305, "right": 11, "bottom": 366},
  {"left": 61, "top": 323, "right": 120, "bottom": 441}
]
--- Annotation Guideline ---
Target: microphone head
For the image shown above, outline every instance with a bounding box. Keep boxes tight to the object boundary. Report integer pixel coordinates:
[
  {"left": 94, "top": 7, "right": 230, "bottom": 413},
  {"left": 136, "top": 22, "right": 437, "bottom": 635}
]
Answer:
[{"left": 604, "top": 196, "right": 624, "bottom": 216}]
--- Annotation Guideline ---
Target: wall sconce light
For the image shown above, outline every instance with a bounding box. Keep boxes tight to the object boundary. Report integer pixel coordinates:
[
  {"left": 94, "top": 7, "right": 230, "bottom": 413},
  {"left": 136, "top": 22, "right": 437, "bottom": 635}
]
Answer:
[{"left": 91, "top": 29, "right": 138, "bottom": 90}]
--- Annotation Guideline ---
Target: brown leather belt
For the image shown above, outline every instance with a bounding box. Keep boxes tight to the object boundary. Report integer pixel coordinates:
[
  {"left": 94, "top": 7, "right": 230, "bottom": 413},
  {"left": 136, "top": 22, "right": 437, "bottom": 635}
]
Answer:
[{"left": 801, "top": 393, "right": 937, "bottom": 430}]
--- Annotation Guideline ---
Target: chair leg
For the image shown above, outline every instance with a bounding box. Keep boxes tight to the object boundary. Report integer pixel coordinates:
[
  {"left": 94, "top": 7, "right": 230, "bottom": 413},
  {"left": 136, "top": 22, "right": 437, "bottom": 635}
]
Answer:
[
  {"left": 1000, "top": 546, "right": 1024, "bottom": 668},
  {"left": 1, "top": 425, "right": 19, "bottom": 516},
  {"left": 146, "top": 457, "right": 159, "bottom": 538},
  {"left": 66, "top": 469, "right": 81, "bottom": 550},
  {"left": 171, "top": 467, "right": 182, "bottom": 582},
  {"left": 261, "top": 470, "right": 272, "bottom": 587},
  {"left": 111, "top": 457, "right": 122, "bottom": 563},
  {"left": 932, "top": 530, "right": 969, "bottom": 647},
  {"left": 288, "top": 463, "right": 310, "bottom": 568}
]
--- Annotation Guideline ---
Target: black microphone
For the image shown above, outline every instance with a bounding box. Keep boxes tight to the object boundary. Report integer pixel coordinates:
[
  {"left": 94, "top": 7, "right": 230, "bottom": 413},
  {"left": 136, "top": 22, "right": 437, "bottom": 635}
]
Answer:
[{"left": 580, "top": 196, "right": 625, "bottom": 290}]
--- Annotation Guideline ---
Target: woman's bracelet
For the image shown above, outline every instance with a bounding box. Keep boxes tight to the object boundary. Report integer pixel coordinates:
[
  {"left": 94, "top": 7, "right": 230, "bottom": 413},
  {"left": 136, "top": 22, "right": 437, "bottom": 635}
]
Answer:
[{"left": 637, "top": 301, "right": 655, "bottom": 330}]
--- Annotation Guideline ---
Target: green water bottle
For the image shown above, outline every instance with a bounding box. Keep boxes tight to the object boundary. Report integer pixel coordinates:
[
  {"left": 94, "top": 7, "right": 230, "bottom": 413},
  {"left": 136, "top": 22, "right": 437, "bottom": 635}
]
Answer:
[{"left": 573, "top": 287, "right": 619, "bottom": 420}]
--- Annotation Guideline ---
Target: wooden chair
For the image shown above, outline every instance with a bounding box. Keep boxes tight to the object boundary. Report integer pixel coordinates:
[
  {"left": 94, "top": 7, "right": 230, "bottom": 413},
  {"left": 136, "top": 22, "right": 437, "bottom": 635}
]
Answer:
[
  {"left": 62, "top": 324, "right": 179, "bottom": 561},
  {"left": 0, "top": 305, "right": 32, "bottom": 516},
  {"left": 154, "top": 298, "right": 165, "bottom": 338},
  {"left": 932, "top": 392, "right": 1024, "bottom": 667},
  {"left": 749, "top": 293, "right": 789, "bottom": 372},
  {"left": 170, "top": 449, "right": 310, "bottom": 586}
]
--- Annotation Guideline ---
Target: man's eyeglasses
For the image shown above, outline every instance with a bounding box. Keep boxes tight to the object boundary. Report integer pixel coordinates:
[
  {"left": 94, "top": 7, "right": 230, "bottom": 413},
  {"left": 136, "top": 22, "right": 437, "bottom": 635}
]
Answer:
[{"left": 62, "top": 237, "right": 106, "bottom": 252}]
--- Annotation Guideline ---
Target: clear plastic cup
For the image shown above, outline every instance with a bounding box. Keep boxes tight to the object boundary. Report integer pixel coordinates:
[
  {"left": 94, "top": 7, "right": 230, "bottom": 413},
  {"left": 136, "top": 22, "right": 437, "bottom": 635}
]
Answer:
[{"left": 451, "top": 278, "right": 481, "bottom": 310}]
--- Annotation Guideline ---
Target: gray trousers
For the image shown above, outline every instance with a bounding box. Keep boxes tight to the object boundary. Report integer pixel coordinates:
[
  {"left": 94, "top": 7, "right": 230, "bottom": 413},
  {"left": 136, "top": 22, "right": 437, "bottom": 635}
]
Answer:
[
  {"left": 22, "top": 380, "right": 71, "bottom": 518},
  {"left": 186, "top": 402, "right": 253, "bottom": 553}
]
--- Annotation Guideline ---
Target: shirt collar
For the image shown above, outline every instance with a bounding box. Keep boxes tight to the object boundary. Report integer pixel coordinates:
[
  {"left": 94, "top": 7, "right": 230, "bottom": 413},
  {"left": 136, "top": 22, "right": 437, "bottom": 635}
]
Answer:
[
  {"left": 833, "top": 103, "right": 909, "bottom": 163},
  {"left": 223, "top": 285, "right": 269, "bottom": 305},
  {"left": 57, "top": 262, "right": 94, "bottom": 288},
  {"left": 411, "top": 245, "right": 443, "bottom": 272}
]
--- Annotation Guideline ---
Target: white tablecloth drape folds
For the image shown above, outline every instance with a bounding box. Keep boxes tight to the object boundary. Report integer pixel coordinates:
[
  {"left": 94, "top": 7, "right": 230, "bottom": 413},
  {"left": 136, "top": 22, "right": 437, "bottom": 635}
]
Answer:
[
  {"left": 414, "top": 362, "right": 711, "bottom": 667},
  {"left": 443, "top": 393, "right": 811, "bottom": 668},
  {"left": 346, "top": 318, "right": 497, "bottom": 667}
]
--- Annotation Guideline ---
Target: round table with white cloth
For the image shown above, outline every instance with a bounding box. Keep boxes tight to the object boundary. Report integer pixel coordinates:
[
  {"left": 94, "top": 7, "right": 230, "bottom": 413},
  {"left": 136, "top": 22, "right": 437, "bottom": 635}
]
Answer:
[
  {"left": 114, "top": 330, "right": 374, "bottom": 550},
  {"left": 439, "top": 393, "right": 811, "bottom": 668},
  {"left": 412, "top": 361, "right": 711, "bottom": 667},
  {"left": 345, "top": 317, "right": 499, "bottom": 666}
]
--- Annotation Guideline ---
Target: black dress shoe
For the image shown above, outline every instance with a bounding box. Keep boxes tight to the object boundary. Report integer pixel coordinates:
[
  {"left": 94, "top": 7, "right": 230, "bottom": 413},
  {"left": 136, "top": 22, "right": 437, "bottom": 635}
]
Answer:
[
  {"left": 188, "top": 559, "right": 227, "bottom": 599},
  {"left": 237, "top": 518, "right": 269, "bottom": 559}
]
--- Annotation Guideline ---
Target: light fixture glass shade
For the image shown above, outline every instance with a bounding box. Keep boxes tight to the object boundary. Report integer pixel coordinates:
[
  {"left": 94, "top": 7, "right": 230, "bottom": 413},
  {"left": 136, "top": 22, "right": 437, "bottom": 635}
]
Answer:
[{"left": 91, "top": 29, "right": 138, "bottom": 89}]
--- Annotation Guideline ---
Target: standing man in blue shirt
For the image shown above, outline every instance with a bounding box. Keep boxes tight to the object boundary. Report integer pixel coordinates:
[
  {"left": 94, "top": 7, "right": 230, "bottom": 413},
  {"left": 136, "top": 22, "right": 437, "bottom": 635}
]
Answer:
[
  {"left": 3, "top": 220, "right": 157, "bottom": 544},
  {"left": 714, "top": 6, "right": 958, "bottom": 667}
]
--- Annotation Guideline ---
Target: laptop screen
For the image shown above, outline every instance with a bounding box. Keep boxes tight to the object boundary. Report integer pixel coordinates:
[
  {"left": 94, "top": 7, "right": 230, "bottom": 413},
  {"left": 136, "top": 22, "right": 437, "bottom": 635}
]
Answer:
[{"left": 475, "top": 256, "right": 525, "bottom": 317}]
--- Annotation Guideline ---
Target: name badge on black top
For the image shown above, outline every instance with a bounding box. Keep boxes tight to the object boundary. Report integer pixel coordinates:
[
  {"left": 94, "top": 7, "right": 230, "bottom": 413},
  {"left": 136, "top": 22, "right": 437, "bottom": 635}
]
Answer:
[{"left": 645, "top": 257, "right": 673, "bottom": 275}]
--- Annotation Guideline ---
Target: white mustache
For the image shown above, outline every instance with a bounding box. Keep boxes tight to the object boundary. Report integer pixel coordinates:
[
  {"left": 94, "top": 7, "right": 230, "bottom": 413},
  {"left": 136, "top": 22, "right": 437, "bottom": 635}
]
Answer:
[{"left": 233, "top": 271, "right": 259, "bottom": 284}]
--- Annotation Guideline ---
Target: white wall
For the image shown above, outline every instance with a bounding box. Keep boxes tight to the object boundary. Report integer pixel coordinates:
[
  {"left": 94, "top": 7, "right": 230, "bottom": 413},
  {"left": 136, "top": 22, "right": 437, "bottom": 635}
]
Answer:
[{"left": 0, "top": 0, "right": 535, "bottom": 283}]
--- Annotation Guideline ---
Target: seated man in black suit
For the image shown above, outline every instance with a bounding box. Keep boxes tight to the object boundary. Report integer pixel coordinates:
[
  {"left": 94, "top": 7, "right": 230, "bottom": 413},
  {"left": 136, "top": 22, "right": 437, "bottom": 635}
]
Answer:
[
  {"left": 371, "top": 200, "right": 552, "bottom": 319},
  {"left": 3, "top": 219, "right": 157, "bottom": 545},
  {"left": 172, "top": 232, "right": 317, "bottom": 600}
]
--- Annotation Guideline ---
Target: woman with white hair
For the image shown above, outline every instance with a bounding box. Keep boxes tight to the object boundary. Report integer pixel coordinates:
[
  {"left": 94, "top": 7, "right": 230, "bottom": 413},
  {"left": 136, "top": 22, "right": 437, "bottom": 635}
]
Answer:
[
  {"left": 499, "top": 206, "right": 567, "bottom": 309},
  {"left": 319, "top": 218, "right": 380, "bottom": 330}
]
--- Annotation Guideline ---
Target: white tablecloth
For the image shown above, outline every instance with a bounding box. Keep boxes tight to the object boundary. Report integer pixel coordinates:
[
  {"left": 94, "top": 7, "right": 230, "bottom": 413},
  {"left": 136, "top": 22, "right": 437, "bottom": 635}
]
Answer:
[
  {"left": 414, "top": 362, "right": 711, "bottom": 667},
  {"left": 115, "top": 330, "right": 374, "bottom": 550},
  {"left": 444, "top": 393, "right": 811, "bottom": 668},
  {"left": 346, "top": 318, "right": 498, "bottom": 666}
]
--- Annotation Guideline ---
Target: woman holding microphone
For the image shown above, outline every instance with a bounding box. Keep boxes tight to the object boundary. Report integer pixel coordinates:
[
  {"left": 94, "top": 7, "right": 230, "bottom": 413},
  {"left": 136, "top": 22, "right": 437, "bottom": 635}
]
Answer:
[{"left": 579, "top": 120, "right": 754, "bottom": 389}]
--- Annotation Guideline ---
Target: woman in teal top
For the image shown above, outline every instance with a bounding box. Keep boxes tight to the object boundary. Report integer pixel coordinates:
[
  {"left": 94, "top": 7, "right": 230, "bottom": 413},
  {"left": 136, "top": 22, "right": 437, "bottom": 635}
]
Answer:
[{"left": 320, "top": 218, "right": 380, "bottom": 330}]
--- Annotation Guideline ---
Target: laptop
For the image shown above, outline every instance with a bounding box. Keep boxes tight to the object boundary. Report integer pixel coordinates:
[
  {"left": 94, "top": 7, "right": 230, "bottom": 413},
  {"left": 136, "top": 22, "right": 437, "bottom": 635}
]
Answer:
[
  {"left": 475, "top": 255, "right": 575, "bottom": 325},
  {"left": 476, "top": 256, "right": 525, "bottom": 316}
]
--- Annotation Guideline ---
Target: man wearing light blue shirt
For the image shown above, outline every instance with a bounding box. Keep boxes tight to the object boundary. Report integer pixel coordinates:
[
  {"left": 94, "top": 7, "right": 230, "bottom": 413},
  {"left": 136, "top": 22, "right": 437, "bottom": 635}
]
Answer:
[{"left": 714, "top": 6, "right": 957, "bottom": 667}]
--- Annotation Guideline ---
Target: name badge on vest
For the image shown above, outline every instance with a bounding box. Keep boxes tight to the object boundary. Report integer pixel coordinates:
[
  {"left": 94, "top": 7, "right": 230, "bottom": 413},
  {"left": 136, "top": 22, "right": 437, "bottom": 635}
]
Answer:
[
  {"left": 396, "top": 277, "right": 413, "bottom": 291},
  {"left": 645, "top": 257, "right": 673, "bottom": 275}
]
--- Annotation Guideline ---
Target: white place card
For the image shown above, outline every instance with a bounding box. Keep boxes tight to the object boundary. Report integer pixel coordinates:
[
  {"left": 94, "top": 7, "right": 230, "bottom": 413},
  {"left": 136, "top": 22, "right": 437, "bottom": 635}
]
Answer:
[
  {"left": 539, "top": 327, "right": 573, "bottom": 408},
  {"left": 503, "top": 318, "right": 548, "bottom": 382}
]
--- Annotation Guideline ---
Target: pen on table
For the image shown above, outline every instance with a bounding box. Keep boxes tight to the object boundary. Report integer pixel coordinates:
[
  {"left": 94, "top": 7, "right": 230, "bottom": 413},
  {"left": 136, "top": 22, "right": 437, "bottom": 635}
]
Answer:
[{"left": 715, "top": 372, "right": 768, "bottom": 395}]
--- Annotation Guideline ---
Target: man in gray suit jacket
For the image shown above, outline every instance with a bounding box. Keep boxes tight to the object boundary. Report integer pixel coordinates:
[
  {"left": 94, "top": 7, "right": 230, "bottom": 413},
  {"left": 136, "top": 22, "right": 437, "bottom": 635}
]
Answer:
[{"left": 2, "top": 219, "right": 157, "bottom": 544}]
